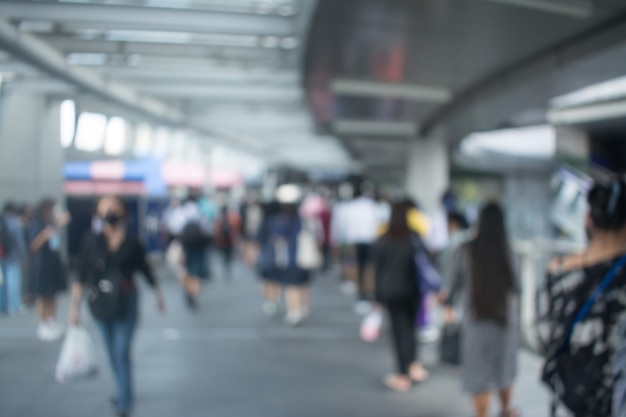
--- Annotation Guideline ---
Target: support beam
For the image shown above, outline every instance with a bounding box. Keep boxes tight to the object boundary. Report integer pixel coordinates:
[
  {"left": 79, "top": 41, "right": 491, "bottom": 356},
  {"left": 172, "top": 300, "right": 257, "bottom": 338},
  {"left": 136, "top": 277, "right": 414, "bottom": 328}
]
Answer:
[
  {"left": 331, "top": 79, "right": 452, "bottom": 103},
  {"left": 136, "top": 84, "right": 302, "bottom": 102},
  {"left": 0, "top": 2, "right": 295, "bottom": 36},
  {"left": 43, "top": 37, "right": 285, "bottom": 61},
  {"left": 0, "top": 17, "right": 183, "bottom": 124}
]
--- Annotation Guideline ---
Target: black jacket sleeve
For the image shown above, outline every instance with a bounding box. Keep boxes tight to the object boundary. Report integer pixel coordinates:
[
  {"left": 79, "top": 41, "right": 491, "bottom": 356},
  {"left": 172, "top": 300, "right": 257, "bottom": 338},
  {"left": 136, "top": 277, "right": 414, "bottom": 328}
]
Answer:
[{"left": 135, "top": 240, "right": 157, "bottom": 288}]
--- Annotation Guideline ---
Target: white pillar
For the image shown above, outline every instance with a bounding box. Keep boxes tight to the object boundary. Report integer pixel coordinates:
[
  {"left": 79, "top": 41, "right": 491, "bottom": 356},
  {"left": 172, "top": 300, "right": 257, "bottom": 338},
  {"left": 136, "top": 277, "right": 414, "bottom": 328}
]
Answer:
[
  {"left": 404, "top": 134, "right": 449, "bottom": 213},
  {"left": 0, "top": 92, "right": 63, "bottom": 206}
]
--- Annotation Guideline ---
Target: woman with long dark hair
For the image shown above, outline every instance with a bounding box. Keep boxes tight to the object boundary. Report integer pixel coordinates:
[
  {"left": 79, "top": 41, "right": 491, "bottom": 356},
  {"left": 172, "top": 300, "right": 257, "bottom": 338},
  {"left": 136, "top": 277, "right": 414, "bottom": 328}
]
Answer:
[
  {"left": 374, "top": 202, "right": 428, "bottom": 392},
  {"left": 539, "top": 178, "right": 626, "bottom": 417},
  {"left": 69, "top": 196, "right": 165, "bottom": 417},
  {"left": 445, "top": 202, "right": 519, "bottom": 417}
]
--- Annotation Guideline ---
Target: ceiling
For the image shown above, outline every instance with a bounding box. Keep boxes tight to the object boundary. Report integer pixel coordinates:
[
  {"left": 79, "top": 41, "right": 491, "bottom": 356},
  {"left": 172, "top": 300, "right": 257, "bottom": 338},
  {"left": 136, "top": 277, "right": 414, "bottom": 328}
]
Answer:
[
  {"left": 304, "top": 0, "right": 626, "bottom": 181},
  {"left": 1, "top": 0, "right": 626, "bottom": 183},
  {"left": 0, "top": 0, "right": 353, "bottom": 171}
]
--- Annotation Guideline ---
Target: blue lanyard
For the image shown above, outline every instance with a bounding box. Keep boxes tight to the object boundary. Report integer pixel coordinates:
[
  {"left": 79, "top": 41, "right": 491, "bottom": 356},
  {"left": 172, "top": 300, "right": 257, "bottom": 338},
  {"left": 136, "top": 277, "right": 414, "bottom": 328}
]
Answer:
[{"left": 564, "top": 254, "right": 626, "bottom": 347}]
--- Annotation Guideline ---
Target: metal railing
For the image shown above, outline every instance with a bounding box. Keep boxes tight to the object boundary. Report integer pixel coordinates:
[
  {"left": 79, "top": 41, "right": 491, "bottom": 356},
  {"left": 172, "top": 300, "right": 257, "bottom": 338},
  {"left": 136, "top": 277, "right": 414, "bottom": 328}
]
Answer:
[{"left": 511, "top": 239, "right": 585, "bottom": 353}]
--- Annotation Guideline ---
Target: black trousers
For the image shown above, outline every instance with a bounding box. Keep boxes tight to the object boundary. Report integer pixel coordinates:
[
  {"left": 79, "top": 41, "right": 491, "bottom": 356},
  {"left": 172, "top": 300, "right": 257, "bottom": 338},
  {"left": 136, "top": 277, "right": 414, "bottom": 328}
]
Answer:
[
  {"left": 355, "top": 243, "right": 372, "bottom": 300},
  {"left": 386, "top": 300, "right": 420, "bottom": 375},
  {"left": 218, "top": 245, "right": 234, "bottom": 278}
]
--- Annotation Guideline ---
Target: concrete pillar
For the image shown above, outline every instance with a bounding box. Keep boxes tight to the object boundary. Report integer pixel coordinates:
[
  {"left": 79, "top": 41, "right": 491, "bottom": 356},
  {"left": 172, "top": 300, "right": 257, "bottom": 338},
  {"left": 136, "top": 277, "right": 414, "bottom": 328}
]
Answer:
[
  {"left": 404, "top": 134, "right": 449, "bottom": 213},
  {"left": 0, "top": 92, "right": 63, "bottom": 206},
  {"left": 555, "top": 126, "right": 589, "bottom": 169},
  {"left": 502, "top": 172, "right": 552, "bottom": 240}
]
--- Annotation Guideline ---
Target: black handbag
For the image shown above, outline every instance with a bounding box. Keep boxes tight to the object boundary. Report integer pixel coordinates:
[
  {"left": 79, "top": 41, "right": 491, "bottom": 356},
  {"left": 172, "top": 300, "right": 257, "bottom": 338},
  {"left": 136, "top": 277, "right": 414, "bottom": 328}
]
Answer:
[
  {"left": 440, "top": 323, "right": 462, "bottom": 366},
  {"left": 86, "top": 237, "right": 126, "bottom": 321},
  {"left": 543, "top": 255, "right": 626, "bottom": 416}
]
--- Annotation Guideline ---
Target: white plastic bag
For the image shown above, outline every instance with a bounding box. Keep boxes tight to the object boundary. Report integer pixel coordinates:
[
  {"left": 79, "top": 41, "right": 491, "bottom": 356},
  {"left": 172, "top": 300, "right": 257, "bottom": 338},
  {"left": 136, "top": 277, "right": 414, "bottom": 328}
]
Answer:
[
  {"left": 165, "top": 240, "right": 185, "bottom": 276},
  {"left": 55, "top": 326, "right": 97, "bottom": 383},
  {"left": 360, "top": 309, "right": 383, "bottom": 343}
]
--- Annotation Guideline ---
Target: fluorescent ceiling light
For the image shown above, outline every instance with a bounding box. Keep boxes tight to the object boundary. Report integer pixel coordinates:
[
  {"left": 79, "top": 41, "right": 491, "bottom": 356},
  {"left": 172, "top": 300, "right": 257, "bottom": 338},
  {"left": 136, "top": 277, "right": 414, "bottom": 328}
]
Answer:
[
  {"left": 331, "top": 79, "right": 451, "bottom": 103},
  {"left": 333, "top": 120, "right": 417, "bottom": 137},
  {"left": 551, "top": 75, "right": 626, "bottom": 109},
  {"left": 106, "top": 30, "right": 192, "bottom": 44},
  {"left": 104, "top": 117, "right": 127, "bottom": 155},
  {"left": 134, "top": 123, "right": 153, "bottom": 157},
  {"left": 192, "top": 33, "right": 259, "bottom": 47},
  {"left": 460, "top": 125, "right": 556, "bottom": 159},
  {"left": 75, "top": 112, "right": 107, "bottom": 152},
  {"left": 66, "top": 53, "right": 107, "bottom": 66},
  {"left": 548, "top": 100, "right": 626, "bottom": 125},
  {"left": 482, "top": 0, "right": 592, "bottom": 18},
  {"left": 60, "top": 100, "right": 76, "bottom": 148},
  {"left": 105, "top": 29, "right": 260, "bottom": 47}
]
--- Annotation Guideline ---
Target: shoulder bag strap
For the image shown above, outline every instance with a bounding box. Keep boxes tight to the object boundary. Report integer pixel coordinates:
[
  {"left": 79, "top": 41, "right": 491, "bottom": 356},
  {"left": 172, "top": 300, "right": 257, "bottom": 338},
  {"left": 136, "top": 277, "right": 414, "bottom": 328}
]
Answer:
[{"left": 563, "top": 254, "right": 626, "bottom": 348}]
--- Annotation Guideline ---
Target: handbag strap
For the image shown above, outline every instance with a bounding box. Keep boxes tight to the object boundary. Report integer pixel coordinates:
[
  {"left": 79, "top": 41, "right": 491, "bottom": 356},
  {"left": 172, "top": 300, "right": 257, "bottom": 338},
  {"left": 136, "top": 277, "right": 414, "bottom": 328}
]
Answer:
[{"left": 563, "top": 254, "right": 626, "bottom": 348}]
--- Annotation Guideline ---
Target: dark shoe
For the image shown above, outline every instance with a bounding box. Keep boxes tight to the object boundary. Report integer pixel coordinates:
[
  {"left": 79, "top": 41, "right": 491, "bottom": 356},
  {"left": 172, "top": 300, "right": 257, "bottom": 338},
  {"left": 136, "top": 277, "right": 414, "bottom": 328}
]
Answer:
[
  {"left": 185, "top": 292, "right": 198, "bottom": 311},
  {"left": 108, "top": 398, "right": 117, "bottom": 409}
]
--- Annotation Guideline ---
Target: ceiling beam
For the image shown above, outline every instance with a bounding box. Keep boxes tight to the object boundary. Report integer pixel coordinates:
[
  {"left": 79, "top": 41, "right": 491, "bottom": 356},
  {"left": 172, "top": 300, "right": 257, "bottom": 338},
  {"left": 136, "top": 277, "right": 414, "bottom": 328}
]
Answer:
[
  {"left": 42, "top": 37, "right": 286, "bottom": 60},
  {"left": 332, "top": 120, "right": 418, "bottom": 137},
  {"left": 421, "top": 9, "right": 626, "bottom": 137},
  {"left": 135, "top": 83, "right": 302, "bottom": 102},
  {"left": 0, "top": 2, "right": 295, "bottom": 36},
  {"left": 331, "top": 79, "right": 452, "bottom": 103},
  {"left": 0, "top": 17, "right": 183, "bottom": 124}
]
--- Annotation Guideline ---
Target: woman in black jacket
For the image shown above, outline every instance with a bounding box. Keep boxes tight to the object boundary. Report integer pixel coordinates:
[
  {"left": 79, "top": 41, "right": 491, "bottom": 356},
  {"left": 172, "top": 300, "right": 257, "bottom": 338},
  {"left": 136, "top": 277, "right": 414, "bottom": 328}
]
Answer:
[
  {"left": 69, "top": 196, "right": 165, "bottom": 417},
  {"left": 374, "top": 202, "right": 428, "bottom": 392}
]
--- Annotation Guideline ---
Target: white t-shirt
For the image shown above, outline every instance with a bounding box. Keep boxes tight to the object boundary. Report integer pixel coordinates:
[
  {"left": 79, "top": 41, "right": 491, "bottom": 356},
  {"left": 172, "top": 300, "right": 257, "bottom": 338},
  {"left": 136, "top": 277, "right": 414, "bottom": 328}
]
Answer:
[{"left": 344, "top": 197, "right": 379, "bottom": 245}]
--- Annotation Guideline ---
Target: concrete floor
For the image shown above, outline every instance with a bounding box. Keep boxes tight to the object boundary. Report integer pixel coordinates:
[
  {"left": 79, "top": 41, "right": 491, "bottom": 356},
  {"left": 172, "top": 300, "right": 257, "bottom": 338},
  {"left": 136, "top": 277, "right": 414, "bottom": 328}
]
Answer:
[{"left": 0, "top": 261, "right": 550, "bottom": 417}]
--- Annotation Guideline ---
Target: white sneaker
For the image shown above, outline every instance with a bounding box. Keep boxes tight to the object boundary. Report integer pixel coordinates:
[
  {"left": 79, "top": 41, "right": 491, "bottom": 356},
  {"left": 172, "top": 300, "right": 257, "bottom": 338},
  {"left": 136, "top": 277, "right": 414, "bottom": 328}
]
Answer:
[
  {"left": 37, "top": 322, "right": 54, "bottom": 341},
  {"left": 285, "top": 311, "right": 305, "bottom": 326},
  {"left": 340, "top": 281, "right": 357, "bottom": 296},
  {"left": 262, "top": 301, "right": 279, "bottom": 317},
  {"left": 354, "top": 301, "right": 372, "bottom": 316},
  {"left": 46, "top": 320, "right": 65, "bottom": 341}
]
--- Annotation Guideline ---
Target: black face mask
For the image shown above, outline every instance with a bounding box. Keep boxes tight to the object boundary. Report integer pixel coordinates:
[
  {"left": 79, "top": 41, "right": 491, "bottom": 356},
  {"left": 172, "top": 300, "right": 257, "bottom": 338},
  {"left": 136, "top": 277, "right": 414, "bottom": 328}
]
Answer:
[{"left": 102, "top": 213, "right": 123, "bottom": 227}]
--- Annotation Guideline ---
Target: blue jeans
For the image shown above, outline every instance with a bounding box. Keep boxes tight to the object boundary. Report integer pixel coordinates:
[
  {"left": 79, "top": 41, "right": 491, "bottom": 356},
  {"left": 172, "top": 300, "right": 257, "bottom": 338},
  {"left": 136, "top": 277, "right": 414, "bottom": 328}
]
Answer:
[
  {"left": 0, "top": 261, "right": 22, "bottom": 314},
  {"left": 96, "top": 290, "right": 138, "bottom": 413}
]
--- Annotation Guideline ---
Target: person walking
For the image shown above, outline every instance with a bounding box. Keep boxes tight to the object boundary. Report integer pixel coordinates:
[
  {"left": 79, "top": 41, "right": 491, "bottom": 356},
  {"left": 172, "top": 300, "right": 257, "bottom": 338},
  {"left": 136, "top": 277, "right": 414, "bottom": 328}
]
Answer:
[
  {"left": 444, "top": 202, "right": 519, "bottom": 417},
  {"left": 539, "top": 178, "right": 626, "bottom": 417},
  {"left": 30, "top": 199, "right": 70, "bottom": 341},
  {"left": 69, "top": 196, "right": 165, "bottom": 417},
  {"left": 0, "top": 202, "right": 28, "bottom": 315},
  {"left": 374, "top": 202, "right": 429, "bottom": 393},
  {"left": 213, "top": 205, "right": 241, "bottom": 282}
]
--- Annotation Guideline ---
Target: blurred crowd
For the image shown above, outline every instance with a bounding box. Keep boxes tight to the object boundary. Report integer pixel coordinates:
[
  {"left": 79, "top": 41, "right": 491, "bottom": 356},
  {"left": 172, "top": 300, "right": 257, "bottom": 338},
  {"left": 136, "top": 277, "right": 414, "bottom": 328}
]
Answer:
[{"left": 1, "top": 176, "right": 626, "bottom": 417}]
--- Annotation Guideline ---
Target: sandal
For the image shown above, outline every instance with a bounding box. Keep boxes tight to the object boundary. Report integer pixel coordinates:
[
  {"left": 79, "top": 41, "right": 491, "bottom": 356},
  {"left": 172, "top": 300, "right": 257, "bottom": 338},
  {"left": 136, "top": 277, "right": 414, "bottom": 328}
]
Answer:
[
  {"left": 409, "top": 365, "right": 430, "bottom": 383},
  {"left": 382, "top": 375, "right": 412, "bottom": 393}
]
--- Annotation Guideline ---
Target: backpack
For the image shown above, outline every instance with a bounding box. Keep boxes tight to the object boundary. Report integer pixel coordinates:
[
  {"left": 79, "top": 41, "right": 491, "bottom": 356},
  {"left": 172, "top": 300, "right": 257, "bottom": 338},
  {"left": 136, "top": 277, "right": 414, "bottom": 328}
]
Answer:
[
  {"left": 0, "top": 216, "right": 12, "bottom": 259},
  {"left": 180, "top": 221, "right": 207, "bottom": 249},
  {"left": 85, "top": 235, "right": 126, "bottom": 321}
]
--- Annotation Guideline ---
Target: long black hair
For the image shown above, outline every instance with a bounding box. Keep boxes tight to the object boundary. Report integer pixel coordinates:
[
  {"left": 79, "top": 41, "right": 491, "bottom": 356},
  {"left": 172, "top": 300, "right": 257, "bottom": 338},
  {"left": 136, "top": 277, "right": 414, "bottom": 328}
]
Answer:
[
  {"left": 469, "top": 202, "right": 515, "bottom": 326},
  {"left": 385, "top": 202, "right": 411, "bottom": 240}
]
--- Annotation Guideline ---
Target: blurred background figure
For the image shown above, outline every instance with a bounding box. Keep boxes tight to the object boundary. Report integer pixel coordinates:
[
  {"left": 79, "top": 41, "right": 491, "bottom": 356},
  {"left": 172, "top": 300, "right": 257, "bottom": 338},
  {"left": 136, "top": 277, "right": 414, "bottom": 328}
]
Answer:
[
  {"left": 19, "top": 203, "right": 35, "bottom": 308},
  {"left": 540, "top": 178, "right": 626, "bottom": 417},
  {"left": 374, "top": 202, "right": 429, "bottom": 393},
  {"left": 30, "top": 199, "right": 70, "bottom": 341},
  {"left": 0, "top": 201, "right": 28, "bottom": 315},
  {"left": 179, "top": 195, "right": 211, "bottom": 310},
  {"left": 346, "top": 185, "right": 380, "bottom": 315},
  {"left": 240, "top": 190, "right": 263, "bottom": 248},
  {"left": 254, "top": 201, "right": 282, "bottom": 316},
  {"left": 445, "top": 202, "right": 519, "bottom": 417},
  {"left": 213, "top": 204, "right": 241, "bottom": 282}
]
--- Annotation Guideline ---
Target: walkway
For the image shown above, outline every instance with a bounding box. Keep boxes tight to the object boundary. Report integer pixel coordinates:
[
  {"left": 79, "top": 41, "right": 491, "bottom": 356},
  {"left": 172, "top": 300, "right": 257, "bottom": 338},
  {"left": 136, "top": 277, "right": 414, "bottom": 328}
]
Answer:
[{"left": 0, "top": 261, "right": 549, "bottom": 417}]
